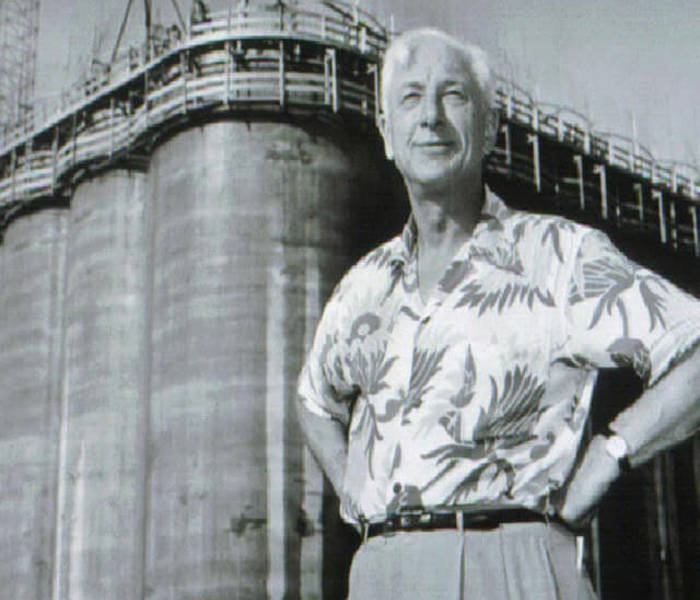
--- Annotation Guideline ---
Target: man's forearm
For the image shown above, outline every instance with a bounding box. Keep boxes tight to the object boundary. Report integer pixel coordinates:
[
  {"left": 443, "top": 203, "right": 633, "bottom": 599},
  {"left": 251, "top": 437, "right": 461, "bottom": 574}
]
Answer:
[
  {"left": 611, "top": 346, "right": 700, "bottom": 467},
  {"left": 295, "top": 397, "right": 348, "bottom": 497},
  {"left": 559, "top": 347, "right": 700, "bottom": 524}
]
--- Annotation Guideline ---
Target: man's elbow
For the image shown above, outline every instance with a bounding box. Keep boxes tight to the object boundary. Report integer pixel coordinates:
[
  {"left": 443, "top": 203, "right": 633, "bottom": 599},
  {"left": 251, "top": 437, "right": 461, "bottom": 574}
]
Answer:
[{"left": 295, "top": 395, "right": 313, "bottom": 438}]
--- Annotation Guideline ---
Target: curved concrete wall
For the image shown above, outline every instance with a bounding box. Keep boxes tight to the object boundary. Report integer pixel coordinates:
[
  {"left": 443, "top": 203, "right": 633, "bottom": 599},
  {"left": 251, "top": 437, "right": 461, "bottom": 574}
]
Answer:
[
  {"left": 0, "top": 210, "right": 67, "bottom": 600},
  {"left": 55, "top": 171, "right": 149, "bottom": 600},
  {"left": 0, "top": 117, "right": 401, "bottom": 599},
  {"left": 145, "top": 121, "right": 398, "bottom": 599}
]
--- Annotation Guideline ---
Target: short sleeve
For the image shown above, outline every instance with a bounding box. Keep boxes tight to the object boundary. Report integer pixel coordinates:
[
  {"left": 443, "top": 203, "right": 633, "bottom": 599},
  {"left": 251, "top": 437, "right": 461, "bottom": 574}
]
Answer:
[
  {"left": 563, "top": 229, "right": 700, "bottom": 386},
  {"left": 297, "top": 287, "right": 355, "bottom": 425}
]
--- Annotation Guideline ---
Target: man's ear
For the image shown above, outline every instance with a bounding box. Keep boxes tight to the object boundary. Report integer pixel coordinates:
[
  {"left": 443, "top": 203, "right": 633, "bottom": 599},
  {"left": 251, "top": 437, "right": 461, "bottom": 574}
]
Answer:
[
  {"left": 482, "top": 107, "right": 500, "bottom": 156},
  {"left": 378, "top": 113, "right": 394, "bottom": 160}
]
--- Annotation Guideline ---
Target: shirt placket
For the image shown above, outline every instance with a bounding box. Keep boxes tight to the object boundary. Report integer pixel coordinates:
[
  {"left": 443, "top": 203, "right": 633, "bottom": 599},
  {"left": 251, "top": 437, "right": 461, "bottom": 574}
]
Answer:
[
  {"left": 385, "top": 252, "right": 464, "bottom": 497},
  {"left": 393, "top": 258, "right": 425, "bottom": 384}
]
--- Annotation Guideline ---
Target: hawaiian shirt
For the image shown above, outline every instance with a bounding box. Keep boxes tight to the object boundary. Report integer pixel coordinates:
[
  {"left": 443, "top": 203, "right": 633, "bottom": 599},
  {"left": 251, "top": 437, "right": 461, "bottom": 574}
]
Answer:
[{"left": 297, "top": 188, "right": 700, "bottom": 525}]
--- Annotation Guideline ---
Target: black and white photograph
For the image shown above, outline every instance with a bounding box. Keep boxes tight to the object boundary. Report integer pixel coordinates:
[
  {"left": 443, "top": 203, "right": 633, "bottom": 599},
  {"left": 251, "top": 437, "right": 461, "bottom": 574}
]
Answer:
[{"left": 0, "top": 1, "right": 698, "bottom": 598}]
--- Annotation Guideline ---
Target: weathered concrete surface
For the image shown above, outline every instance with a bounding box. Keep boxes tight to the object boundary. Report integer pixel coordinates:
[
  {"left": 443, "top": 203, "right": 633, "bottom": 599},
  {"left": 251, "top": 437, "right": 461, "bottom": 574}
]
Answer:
[
  {"left": 0, "top": 210, "right": 67, "bottom": 600},
  {"left": 0, "top": 117, "right": 402, "bottom": 600},
  {"left": 54, "top": 171, "right": 149, "bottom": 600},
  {"left": 145, "top": 120, "right": 400, "bottom": 600}
]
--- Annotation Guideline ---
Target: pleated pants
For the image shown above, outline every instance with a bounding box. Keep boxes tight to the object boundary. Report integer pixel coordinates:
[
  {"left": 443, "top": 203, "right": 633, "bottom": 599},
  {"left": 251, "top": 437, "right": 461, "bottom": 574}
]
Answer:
[{"left": 348, "top": 521, "right": 598, "bottom": 600}]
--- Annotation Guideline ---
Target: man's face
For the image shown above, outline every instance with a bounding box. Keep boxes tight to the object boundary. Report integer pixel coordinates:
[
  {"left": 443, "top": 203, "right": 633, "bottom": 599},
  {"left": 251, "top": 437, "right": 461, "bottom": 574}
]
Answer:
[{"left": 381, "top": 38, "right": 492, "bottom": 188}]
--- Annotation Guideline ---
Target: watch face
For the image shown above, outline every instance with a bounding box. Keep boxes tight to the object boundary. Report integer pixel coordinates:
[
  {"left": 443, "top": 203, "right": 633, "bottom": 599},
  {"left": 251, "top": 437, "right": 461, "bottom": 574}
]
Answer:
[{"left": 605, "top": 435, "right": 628, "bottom": 460}]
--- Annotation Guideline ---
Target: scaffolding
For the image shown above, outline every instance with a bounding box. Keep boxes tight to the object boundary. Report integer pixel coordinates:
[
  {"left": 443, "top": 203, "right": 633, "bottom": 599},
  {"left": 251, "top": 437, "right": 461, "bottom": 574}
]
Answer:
[{"left": 0, "top": 0, "right": 40, "bottom": 131}]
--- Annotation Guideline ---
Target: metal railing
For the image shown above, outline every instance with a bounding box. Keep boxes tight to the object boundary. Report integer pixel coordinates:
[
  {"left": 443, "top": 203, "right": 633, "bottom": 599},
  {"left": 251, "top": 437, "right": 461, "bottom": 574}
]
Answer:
[
  {"left": 0, "top": 0, "right": 386, "bottom": 210},
  {"left": 494, "top": 84, "right": 699, "bottom": 199},
  {"left": 0, "top": 1, "right": 698, "bottom": 257},
  {"left": 0, "top": 0, "right": 386, "bottom": 150}
]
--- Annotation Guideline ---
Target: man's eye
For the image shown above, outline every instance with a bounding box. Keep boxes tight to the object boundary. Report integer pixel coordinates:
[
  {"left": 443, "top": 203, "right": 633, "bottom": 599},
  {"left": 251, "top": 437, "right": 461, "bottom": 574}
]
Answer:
[
  {"left": 401, "top": 92, "right": 421, "bottom": 105},
  {"left": 444, "top": 89, "right": 466, "bottom": 101}
]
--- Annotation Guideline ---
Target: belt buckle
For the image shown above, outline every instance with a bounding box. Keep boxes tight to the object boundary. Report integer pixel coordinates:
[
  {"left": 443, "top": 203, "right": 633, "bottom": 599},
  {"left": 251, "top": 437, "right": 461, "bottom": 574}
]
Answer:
[
  {"left": 399, "top": 507, "right": 423, "bottom": 530},
  {"left": 397, "top": 507, "right": 434, "bottom": 531}
]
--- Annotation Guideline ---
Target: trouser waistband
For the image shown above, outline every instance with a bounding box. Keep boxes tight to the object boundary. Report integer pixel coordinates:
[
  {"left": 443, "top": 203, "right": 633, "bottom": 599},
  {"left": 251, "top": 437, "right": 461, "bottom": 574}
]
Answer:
[{"left": 362, "top": 508, "right": 561, "bottom": 540}]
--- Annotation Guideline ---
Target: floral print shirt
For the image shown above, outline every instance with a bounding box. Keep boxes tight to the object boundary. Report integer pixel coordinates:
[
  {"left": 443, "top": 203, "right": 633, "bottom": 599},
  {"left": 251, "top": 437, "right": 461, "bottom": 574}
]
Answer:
[{"left": 298, "top": 188, "right": 700, "bottom": 525}]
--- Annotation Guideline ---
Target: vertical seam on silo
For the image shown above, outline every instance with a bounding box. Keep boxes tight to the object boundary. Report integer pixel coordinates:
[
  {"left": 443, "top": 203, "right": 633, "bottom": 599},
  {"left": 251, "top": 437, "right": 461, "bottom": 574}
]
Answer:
[
  {"left": 266, "top": 172, "right": 287, "bottom": 600},
  {"left": 51, "top": 207, "right": 71, "bottom": 600},
  {"left": 140, "top": 158, "right": 157, "bottom": 600}
]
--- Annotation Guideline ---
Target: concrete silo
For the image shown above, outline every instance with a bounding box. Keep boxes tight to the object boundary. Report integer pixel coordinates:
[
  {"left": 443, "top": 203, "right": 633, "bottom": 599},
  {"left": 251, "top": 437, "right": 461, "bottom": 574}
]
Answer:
[
  {"left": 55, "top": 170, "right": 150, "bottom": 600},
  {"left": 0, "top": 209, "right": 67, "bottom": 600},
  {"left": 0, "top": 2, "right": 402, "bottom": 598}
]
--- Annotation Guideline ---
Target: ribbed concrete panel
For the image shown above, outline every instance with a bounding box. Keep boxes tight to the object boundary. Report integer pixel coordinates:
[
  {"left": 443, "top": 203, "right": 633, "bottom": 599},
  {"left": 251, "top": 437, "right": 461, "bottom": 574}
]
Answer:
[
  {"left": 145, "top": 120, "right": 397, "bottom": 599},
  {"left": 55, "top": 171, "right": 149, "bottom": 600},
  {"left": 0, "top": 210, "right": 67, "bottom": 600}
]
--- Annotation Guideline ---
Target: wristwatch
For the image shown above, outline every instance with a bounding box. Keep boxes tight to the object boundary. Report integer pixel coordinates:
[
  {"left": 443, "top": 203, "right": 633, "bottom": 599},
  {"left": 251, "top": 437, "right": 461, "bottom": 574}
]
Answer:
[{"left": 602, "top": 425, "right": 631, "bottom": 473}]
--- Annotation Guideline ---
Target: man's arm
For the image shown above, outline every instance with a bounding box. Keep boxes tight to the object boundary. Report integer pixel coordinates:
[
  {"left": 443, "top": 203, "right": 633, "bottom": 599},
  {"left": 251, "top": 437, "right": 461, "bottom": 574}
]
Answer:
[
  {"left": 295, "top": 396, "right": 348, "bottom": 499},
  {"left": 559, "top": 345, "right": 700, "bottom": 524}
]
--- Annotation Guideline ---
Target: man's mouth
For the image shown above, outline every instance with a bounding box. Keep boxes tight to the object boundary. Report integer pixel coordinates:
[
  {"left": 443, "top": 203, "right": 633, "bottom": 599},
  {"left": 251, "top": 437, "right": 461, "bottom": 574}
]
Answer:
[{"left": 414, "top": 140, "right": 454, "bottom": 152}]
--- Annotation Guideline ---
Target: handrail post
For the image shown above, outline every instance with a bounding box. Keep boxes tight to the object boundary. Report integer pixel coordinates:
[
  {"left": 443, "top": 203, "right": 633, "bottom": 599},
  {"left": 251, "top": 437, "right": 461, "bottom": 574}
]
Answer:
[
  {"left": 109, "top": 97, "right": 115, "bottom": 158},
  {"left": 144, "top": 70, "right": 150, "bottom": 128},
  {"left": 527, "top": 133, "right": 541, "bottom": 193},
  {"left": 532, "top": 102, "right": 539, "bottom": 131},
  {"left": 126, "top": 91, "right": 134, "bottom": 146},
  {"left": 653, "top": 189, "right": 667, "bottom": 244},
  {"left": 368, "top": 64, "right": 380, "bottom": 123},
  {"left": 10, "top": 149, "right": 17, "bottom": 202},
  {"left": 594, "top": 163, "right": 607, "bottom": 220},
  {"left": 225, "top": 41, "right": 232, "bottom": 107},
  {"left": 71, "top": 111, "right": 78, "bottom": 167},
  {"left": 51, "top": 125, "right": 59, "bottom": 190},
  {"left": 634, "top": 183, "right": 644, "bottom": 227},
  {"left": 500, "top": 123, "right": 511, "bottom": 175},
  {"left": 331, "top": 49, "right": 338, "bottom": 112},
  {"left": 557, "top": 114, "right": 563, "bottom": 142},
  {"left": 573, "top": 155, "right": 584, "bottom": 210},
  {"left": 278, "top": 41, "right": 285, "bottom": 108},
  {"left": 691, "top": 205, "right": 700, "bottom": 257},
  {"left": 669, "top": 199, "right": 677, "bottom": 249},
  {"left": 324, "top": 48, "right": 338, "bottom": 112},
  {"left": 180, "top": 51, "right": 188, "bottom": 114},
  {"left": 27, "top": 137, "right": 34, "bottom": 172}
]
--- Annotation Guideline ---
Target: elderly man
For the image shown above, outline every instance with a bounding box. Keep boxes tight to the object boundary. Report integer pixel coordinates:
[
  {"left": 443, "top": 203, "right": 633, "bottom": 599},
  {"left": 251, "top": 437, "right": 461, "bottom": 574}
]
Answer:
[{"left": 297, "top": 28, "right": 700, "bottom": 599}]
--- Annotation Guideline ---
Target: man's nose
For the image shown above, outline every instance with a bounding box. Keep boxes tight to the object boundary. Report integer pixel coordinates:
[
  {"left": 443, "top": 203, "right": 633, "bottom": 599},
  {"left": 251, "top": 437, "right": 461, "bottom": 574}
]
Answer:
[{"left": 420, "top": 92, "right": 443, "bottom": 128}]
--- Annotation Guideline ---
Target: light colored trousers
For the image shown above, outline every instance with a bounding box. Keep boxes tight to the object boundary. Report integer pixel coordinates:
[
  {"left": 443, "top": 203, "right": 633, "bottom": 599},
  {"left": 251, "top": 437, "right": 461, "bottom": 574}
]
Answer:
[{"left": 348, "top": 521, "right": 598, "bottom": 599}]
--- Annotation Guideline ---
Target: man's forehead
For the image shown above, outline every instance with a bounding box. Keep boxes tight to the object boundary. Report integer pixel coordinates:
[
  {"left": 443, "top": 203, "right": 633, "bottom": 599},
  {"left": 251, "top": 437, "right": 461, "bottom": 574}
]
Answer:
[{"left": 391, "top": 38, "right": 473, "bottom": 86}]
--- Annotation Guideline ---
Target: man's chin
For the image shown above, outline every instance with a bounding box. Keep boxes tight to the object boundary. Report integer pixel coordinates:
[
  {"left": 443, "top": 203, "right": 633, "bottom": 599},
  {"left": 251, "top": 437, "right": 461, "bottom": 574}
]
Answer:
[{"left": 404, "top": 165, "right": 473, "bottom": 189}]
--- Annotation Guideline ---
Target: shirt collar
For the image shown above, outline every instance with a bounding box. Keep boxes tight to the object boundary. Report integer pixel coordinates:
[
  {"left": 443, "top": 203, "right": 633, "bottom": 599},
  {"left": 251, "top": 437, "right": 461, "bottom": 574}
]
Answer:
[{"left": 391, "top": 186, "right": 512, "bottom": 267}]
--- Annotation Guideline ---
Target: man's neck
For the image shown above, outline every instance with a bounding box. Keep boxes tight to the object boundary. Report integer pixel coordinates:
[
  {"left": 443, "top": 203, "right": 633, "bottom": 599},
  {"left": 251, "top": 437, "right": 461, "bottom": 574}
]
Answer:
[
  {"left": 405, "top": 174, "right": 485, "bottom": 304},
  {"left": 407, "top": 175, "right": 484, "bottom": 255}
]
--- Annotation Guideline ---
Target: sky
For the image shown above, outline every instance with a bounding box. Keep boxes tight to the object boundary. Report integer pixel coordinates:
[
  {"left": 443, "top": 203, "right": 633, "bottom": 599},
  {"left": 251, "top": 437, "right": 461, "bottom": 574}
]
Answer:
[{"left": 34, "top": 0, "right": 700, "bottom": 166}]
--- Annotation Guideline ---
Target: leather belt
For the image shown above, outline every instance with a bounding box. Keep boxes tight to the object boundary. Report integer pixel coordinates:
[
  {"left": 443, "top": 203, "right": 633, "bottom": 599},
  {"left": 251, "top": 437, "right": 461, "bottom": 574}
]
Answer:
[{"left": 363, "top": 508, "right": 554, "bottom": 539}]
